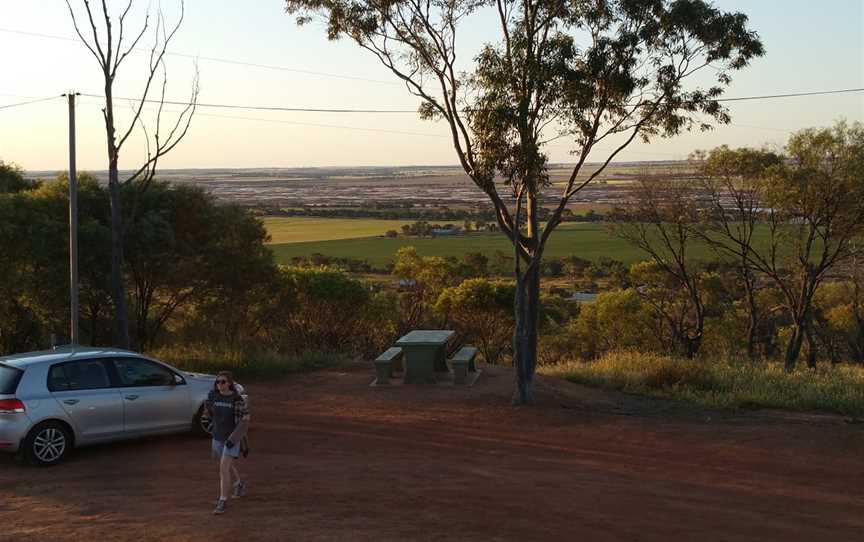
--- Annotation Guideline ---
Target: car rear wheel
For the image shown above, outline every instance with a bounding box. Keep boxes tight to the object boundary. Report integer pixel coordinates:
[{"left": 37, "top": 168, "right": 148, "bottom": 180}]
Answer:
[{"left": 23, "top": 421, "right": 71, "bottom": 466}]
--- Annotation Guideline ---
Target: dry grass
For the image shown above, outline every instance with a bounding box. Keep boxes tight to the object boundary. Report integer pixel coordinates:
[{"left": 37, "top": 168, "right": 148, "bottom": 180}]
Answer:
[{"left": 540, "top": 350, "right": 864, "bottom": 416}]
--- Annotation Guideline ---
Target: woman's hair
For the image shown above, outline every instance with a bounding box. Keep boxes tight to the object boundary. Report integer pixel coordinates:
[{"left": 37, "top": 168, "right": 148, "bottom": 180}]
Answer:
[{"left": 213, "top": 370, "right": 237, "bottom": 393}]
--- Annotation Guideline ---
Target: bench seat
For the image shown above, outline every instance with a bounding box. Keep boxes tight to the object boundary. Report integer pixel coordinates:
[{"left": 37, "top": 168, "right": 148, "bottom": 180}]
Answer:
[
  {"left": 374, "top": 346, "right": 403, "bottom": 384},
  {"left": 450, "top": 346, "right": 478, "bottom": 385}
]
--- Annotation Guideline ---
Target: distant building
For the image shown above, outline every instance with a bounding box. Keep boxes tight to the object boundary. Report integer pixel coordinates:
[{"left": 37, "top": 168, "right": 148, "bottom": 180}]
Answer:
[{"left": 568, "top": 292, "right": 598, "bottom": 303}]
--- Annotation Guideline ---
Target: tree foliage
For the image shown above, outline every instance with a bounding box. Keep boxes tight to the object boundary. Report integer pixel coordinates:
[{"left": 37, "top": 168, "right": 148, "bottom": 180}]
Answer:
[
  {"left": 609, "top": 180, "right": 708, "bottom": 357},
  {"left": 436, "top": 278, "right": 515, "bottom": 364},
  {"left": 284, "top": 0, "right": 763, "bottom": 403},
  {"left": 0, "top": 174, "right": 281, "bottom": 355},
  {"left": 696, "top": 121, "right": 864, "bottom": 370},
  {"left": 0, "top": 161, "right": 36, "bottom": 193}
]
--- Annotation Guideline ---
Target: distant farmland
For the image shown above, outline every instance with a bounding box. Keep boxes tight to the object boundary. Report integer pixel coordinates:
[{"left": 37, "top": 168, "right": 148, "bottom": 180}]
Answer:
[
  {"left": 265, "top": 216, "right": 807, "bottom": 271},
  {"left": 263, "top": 217, "right": 462, "bottom": 244},
  {"left": 266, "top": 220, "right": 735, "bottom": 266}
]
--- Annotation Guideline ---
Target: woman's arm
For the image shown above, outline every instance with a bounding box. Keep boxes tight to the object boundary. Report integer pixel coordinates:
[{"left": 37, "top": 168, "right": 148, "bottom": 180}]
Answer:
[
  {"left": 227, "top": 395, "right": 250, "bottom": 444},
  {"left": 202, "top": 391, "right": 215, "bottom": 420}
]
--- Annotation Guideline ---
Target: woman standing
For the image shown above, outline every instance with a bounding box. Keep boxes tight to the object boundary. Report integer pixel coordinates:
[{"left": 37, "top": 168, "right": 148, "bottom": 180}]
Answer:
[{"left": 204, "top": 371, "right": 250, "bottom": 515}]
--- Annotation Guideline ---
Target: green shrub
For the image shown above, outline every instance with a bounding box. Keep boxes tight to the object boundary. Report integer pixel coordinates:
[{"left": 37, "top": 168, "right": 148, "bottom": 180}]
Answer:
[
  {"left": 565, "top": 289, "right": 662, "bottom": 360},
  {"left": 436, "top": 278, "right": 514, "bottom": 364}
]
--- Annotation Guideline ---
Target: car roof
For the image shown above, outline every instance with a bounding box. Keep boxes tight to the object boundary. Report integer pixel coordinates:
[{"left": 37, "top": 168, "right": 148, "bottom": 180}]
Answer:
[{"left": 0, "top": 346, "right": 140, "bottom": 368}]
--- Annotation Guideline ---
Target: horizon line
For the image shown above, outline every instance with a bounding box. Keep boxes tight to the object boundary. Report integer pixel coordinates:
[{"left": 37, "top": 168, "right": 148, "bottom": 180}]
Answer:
[{"left": 21, "top": 159, "right": 689, "bottom": 175}]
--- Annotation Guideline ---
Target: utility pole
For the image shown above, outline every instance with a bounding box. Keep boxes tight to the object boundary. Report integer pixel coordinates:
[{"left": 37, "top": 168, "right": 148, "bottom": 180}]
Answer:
[{"left": 66, "top": 91, "right": 80, "bottom": 345}]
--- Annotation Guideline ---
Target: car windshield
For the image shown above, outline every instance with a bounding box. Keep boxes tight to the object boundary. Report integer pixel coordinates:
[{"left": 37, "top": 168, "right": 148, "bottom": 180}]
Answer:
[{"left": 0, "top": 363, "right": 23, "bottom": 395}]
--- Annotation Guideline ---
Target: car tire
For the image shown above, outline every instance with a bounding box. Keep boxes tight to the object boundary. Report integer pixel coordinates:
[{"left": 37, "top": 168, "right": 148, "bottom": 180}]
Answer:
[
  {"left": 193, "top": 405, "right": 212, "bottom": 437},
  {"left": 23, "top": 421, "right": 72, "bottom": 466}
]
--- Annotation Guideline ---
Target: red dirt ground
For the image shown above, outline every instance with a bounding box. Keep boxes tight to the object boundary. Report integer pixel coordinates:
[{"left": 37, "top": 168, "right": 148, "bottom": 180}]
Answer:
[{"left": 2, "top": 364, "right": 863, "bottom": 542}]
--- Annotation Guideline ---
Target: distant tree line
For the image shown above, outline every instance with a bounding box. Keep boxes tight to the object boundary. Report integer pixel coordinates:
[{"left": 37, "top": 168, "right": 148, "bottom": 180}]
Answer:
[{"left": 256, "top": 205, "right": 606, "bottom": 223}]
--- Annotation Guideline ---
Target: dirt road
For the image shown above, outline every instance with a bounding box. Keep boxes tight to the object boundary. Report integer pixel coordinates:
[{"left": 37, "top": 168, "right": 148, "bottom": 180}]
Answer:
[{"left": 2, "top": 365, "right": 863, "bottom": 541}]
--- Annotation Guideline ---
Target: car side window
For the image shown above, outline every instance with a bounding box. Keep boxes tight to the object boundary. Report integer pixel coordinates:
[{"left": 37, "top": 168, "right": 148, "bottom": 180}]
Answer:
[
  {"left": 48, "top": 360, "right": 111, "bottom": 392},
  {"left": 113, "top": 358, "right": 176, "bottom": 387}
]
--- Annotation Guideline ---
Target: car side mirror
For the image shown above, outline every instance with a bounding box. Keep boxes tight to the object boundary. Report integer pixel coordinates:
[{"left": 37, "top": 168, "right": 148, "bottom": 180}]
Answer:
[{"left": 173, "top": 374, "right": 184, "bottom": 385}]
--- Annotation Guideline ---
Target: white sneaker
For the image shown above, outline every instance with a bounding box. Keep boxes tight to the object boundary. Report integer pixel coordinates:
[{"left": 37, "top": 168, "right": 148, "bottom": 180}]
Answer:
[{"left": 232, "top": 481, "right": 246, "bottom": 499}]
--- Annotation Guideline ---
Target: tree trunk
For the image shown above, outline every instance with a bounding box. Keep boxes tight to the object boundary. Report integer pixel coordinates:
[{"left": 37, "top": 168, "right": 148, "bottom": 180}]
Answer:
[
  {"left": 852, "top": 307, "right": 864, "bottom": 364},
  {"left": 512, "top": 189, "right": 539, "bottom": 406},
  {"left": 672, "top": 330, "right": 693, "bottom": 359},
  {"left": 743, "top": 273, "right": 759, "bottom": 361},
  {"left": 804, "top": 319, "right": 817, "bottom": 369},
  {"left": 784, "top": 282, "right": 815, "bottom": 373},
  {"left": 784, "top": 319, "right": 805, "bottom": 372},
  {"left": 746, "top": 314, "right": 758, "bottom": 360},
  {"left": 108, "top": 177, "right": 131, "bottom": 349},
  {"left": 104, "top": 84, "right": 131, "bottom": 350},
  {"left": 513, "top": 264, "right": 539, "bottom": 405}
]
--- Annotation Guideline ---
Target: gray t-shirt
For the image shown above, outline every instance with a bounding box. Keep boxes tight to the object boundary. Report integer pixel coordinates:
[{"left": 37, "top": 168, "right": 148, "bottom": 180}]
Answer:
[{"left": 207, "top": 390, "right": 240, "bottom": 442}]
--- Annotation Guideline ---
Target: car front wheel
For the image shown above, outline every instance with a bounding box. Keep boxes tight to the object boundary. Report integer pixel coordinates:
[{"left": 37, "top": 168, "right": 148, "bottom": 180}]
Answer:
[
  {"left": 193, "top": 405, "right": 213, "bottom": 437},
  {"left": 23, "top": 421, "right": 71, "bottom": 466}
]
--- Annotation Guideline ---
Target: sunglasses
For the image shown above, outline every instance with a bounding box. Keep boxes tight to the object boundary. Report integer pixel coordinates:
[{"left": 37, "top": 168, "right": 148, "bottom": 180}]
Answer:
[{"left": 215, "top": 379, "right": 229, "bottom": 385}]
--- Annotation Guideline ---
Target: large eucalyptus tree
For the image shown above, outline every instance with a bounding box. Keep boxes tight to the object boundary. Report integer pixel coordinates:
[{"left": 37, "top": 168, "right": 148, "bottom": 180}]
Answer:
[{"left": 284, "top": 0, "right": 763, "bottom": 403}]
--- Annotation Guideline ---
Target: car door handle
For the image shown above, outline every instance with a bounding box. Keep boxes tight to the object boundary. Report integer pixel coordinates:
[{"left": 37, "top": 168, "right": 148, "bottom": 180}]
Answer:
[
  {"left": 124, "top": 395, "right": 139, "bottom": 401},
  {"left": 63, "top": 399, "right": 80, "bottom": 405}
]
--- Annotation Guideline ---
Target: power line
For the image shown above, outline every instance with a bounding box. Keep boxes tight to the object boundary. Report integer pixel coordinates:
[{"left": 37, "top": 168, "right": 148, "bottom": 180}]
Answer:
[
  {"left": 73, "top": 96, "right": 800, "bottom": 144},
  {"left": 75, "top": 97, "right": 684, "bottom": 154},
  {"left": 78, "top": 92, "right": 418, "bottom": 113},
  {"left": 726, "top": 123, "right": 795, "bottom": 133},
  {"left": 4, "top": 27, "right": 864, "bottom": 104},
  {"left": 79, "top": 88, "right": 864, "bottom": 115},
  {"left": 0, "top": 27, "right": 398, "bottom": 86},
  {"left": 717, "top": 88, "right": 864, "bottom": 103},
  {"left": 0, "top": 95, "right": 61, "bottom": 110},
  {"left": 73, "top": 97, "right": 692, "bottom": 155},
  {"left": 0, "top": 92, "right": 46, "bottom": 99},
  {"left": 193, "top": 112, "right": 448, "bottom": 138},
  {"left": 75, "top": 97, "right": 448, "bottom": 138}
]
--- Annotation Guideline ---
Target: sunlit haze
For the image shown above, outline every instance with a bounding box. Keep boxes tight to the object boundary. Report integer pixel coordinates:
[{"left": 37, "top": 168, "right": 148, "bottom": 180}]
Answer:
[{"left": 0, "top": 0, "right": 862, "bottom": 171}]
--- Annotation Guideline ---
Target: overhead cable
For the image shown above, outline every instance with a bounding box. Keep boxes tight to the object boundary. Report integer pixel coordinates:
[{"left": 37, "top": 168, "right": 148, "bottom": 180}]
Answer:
[
  {"left": 0, "top": 27, "right": 397, "bottom": 85},
  {"left": 0, "top": 95, "right": 62, "bottom": 110},
  {"left": 78, "top": 88, "right": 864, "bottom": 115}
]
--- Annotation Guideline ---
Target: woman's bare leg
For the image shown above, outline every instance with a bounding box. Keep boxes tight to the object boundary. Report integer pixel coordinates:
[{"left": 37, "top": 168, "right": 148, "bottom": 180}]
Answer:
[{"left": 219, "top": 455, "right": 234, "bottom": 500}]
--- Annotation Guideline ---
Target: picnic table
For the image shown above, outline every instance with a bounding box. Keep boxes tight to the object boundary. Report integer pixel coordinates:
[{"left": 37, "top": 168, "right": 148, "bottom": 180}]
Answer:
[{"left": 395, "top": 329, "right": 455, "bottom": 384}]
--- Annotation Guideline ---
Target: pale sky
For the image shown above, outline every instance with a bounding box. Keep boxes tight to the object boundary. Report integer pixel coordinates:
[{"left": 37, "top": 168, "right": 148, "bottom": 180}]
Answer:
[{"left": 0, "top": 0, "right": 862, "bottom": 171}]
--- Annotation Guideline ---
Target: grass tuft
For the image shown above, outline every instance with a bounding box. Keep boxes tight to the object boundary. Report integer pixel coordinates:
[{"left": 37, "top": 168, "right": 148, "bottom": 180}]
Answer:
[{"left": 540, "top": 351, "right": 864, "bottom": 417}]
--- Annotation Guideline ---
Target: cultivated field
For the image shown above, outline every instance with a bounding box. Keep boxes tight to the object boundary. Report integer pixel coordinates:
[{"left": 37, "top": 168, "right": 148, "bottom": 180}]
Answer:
[
  {"left": 2, "top": 364, "right": 862, "bottom": 542},
  {"left": 268, "top": 224, "right": 650, "bottom": 266},
  {"left": 263, "top": 217, "right": 462, "bottom": 244},
  {"left": 266, "top": 221, "right": 780, "bottom": 267}
]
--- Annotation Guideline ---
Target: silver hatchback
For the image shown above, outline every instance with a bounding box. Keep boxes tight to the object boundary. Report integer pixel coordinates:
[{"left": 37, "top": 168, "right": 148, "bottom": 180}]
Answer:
[{"left": 0, "top": 346, "right": 216, "bottom": 465}]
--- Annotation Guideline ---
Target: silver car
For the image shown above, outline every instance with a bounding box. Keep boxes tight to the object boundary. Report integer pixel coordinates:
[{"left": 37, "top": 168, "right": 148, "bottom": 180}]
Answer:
[{"left": 0, "top": 346, "right": 216, "bottom": 466}]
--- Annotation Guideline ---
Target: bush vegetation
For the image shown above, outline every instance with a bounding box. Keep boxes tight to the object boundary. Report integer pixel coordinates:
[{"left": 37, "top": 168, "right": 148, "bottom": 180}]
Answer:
[
  {"left": 540, "top": 351, "right": 864, "bottom": 417},
  {"left": 151, "top": 345, "right": 352, "bottom": 379},
  {"left": 2, "top": 121, "right": 863, "bottom": 416}
]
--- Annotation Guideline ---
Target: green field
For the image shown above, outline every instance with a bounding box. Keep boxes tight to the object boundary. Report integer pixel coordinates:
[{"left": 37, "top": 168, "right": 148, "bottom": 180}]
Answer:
[
  {"left": 267, "top": 221, "right": 733, "bottom": 266},
  {"left": 263, "top": 217, "right": 462, "bottom": 244}
]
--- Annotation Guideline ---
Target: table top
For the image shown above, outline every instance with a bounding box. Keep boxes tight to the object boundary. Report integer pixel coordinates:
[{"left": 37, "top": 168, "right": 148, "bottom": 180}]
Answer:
[{"left": 395, "top": 329, "right": 455, "bottom": 346}]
